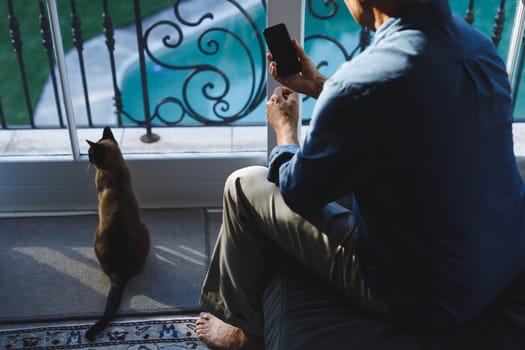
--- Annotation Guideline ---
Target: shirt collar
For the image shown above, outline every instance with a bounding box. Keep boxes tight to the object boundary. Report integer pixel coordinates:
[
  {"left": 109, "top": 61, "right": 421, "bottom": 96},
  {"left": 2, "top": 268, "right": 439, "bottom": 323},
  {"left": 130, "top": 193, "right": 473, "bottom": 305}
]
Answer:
[{"left": 372, "top": 0, "right": 452, "bottom": 44}]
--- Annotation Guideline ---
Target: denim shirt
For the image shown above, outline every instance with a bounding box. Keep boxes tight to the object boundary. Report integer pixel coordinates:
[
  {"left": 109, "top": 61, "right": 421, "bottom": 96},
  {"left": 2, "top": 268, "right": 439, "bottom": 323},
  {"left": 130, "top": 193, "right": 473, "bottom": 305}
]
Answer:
[{"left": 268, "top": 0, "right": 525, "bottom": 327}]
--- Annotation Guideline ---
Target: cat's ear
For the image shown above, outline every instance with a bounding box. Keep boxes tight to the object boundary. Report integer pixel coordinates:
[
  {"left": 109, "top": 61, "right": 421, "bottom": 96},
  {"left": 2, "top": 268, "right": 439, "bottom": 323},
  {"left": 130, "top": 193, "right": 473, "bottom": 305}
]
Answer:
[
  {"left": 86, "top": 140, "right": 96, "bottom": 147},
  {"left": 102, "top": 127, "right": 116, "bottom": 142}
]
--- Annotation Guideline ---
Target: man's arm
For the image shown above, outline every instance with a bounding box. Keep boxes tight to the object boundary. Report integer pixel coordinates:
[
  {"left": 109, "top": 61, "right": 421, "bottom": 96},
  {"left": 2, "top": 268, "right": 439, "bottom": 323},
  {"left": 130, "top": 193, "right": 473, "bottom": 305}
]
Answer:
[
  {"left": 267, "top": 39, "right": 327, "bottom": 99},
  {"left": 267, "top": 75, "right": 377, "bottom": 215}
]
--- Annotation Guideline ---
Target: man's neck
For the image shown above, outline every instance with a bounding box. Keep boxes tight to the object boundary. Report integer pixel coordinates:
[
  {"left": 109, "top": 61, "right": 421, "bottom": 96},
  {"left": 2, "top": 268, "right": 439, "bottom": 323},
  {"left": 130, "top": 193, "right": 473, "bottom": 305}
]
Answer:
[
  {"left": 371, "top": 8, "right": 392, "bottom": 31},
  {"left": 370, "top": 0, "right": 429, "bottom": 31}
]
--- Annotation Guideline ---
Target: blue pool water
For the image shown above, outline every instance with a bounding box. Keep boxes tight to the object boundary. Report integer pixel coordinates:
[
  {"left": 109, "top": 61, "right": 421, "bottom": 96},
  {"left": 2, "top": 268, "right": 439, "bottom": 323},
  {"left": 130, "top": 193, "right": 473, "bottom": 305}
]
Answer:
[{"left": 121, "top": 1, "right": 520, "bottom": 126}]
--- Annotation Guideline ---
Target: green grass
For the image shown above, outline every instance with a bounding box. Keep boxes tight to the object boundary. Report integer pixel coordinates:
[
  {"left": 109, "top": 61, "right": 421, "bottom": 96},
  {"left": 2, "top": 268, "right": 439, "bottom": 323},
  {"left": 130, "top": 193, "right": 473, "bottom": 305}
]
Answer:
[{"left": 0, "top": 0, "right": 173, "bottom": 127}]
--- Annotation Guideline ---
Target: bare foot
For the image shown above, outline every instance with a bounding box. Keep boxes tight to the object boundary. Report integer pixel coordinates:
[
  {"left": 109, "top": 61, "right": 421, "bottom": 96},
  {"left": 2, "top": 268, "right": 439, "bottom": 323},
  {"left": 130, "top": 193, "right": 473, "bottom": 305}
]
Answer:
[{"left": 195, "top": 312, "right": 254, "bottom": 350}]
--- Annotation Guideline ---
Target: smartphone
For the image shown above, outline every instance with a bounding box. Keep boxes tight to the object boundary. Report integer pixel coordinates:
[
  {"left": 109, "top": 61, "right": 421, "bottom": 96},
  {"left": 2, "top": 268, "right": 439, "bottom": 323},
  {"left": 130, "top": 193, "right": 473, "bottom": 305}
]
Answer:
[{"left": 263, "top": 23, "right": 301, "bottom": 77}]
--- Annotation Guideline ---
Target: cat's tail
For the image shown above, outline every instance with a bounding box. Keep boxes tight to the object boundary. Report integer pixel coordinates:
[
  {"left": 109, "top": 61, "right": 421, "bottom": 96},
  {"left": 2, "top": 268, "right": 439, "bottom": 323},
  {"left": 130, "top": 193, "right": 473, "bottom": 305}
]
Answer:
[{"left": 85, "top": 274, "right": 129, "bottom": 342}]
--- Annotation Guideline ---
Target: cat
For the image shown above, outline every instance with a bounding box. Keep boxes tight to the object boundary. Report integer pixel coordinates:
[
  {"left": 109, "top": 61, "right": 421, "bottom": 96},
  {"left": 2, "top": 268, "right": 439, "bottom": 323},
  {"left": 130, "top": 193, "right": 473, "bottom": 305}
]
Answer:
[{"left": 85, "top": 127, "right": 150, "bottom": 341}]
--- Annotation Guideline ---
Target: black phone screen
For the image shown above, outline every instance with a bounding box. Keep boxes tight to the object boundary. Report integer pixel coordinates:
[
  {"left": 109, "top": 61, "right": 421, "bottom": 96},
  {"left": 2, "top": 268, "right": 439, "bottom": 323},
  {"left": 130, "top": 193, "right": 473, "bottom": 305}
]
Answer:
[{"left": 263, "top": 23, "right": 301, "bottom": 77}]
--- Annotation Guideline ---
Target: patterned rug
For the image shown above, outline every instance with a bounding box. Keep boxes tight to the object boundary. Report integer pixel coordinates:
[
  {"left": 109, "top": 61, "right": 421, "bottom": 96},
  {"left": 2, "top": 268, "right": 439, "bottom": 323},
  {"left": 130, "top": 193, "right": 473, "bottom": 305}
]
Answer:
[{"left": 0, "top": 317, "right": 208, "bottom": 350}]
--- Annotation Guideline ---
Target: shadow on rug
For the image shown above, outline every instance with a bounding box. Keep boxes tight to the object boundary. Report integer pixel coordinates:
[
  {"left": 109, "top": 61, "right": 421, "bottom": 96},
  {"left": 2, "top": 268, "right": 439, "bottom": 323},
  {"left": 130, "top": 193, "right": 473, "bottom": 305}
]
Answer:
[{"left": 0, "top": 317, "right": 207, "bottom": 350}]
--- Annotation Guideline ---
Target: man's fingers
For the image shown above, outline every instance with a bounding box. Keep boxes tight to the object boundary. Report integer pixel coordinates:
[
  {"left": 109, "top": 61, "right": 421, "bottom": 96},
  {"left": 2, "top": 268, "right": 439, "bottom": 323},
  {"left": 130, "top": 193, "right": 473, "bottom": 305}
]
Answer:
[
  {"left": 273, "top": 86, "right": 294, "bottom": 96},
  {"left": 285, "top": 90, "right": 297, "bottom": 103},
  {"left": 292, "top": 38, "right": 307, "bottom": 60},
  {"left": 272, "top": 87, "right": 283, "bottom": 98}
]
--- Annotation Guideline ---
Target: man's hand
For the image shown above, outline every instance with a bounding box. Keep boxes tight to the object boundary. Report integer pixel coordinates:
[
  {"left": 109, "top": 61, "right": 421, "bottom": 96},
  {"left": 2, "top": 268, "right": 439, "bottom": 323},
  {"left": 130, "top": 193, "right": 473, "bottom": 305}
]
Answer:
[
  {"left": 266, "top": 87, "right": 299, "bottom": 146},
  {"left": 267, "top": 39, "right": 327, "bottom": 99}
]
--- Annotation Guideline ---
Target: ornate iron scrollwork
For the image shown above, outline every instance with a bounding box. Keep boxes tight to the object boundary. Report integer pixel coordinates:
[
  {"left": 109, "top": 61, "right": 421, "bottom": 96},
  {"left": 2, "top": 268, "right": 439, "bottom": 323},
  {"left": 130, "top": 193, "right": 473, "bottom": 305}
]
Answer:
[
  {"left": 307, "top": 0, "right": 339, "bottom": 20},
  {"left": 139, "top": 0, "right": 267, "bottom": 126}
]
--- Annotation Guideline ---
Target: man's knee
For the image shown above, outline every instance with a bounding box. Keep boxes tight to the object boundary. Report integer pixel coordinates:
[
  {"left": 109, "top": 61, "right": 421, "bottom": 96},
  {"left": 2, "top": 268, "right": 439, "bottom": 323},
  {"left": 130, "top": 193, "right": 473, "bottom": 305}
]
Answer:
[{"left": 224, "top": 166, "right": 269, "bottom": 197}]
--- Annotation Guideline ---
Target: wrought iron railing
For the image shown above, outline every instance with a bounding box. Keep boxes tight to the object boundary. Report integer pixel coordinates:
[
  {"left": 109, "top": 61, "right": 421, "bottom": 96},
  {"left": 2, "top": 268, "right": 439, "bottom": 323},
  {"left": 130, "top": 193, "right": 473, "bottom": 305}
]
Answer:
[
  {"left": 136, "top": 0, "right": 267, "bottom": 136},
  {"left": 0, "top": 0, "right": 519, "bottom": 141}
]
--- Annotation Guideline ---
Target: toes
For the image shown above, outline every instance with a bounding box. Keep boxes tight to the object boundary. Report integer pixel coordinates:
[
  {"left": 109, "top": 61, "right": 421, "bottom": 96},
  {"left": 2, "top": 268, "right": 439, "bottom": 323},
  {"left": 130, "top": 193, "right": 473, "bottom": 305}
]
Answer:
[
  {"left": 199, "top": 312, "right": 211, "bottom": 320},
  {"left": 196, "top": 313, "right": 210, "bottom": 326}
]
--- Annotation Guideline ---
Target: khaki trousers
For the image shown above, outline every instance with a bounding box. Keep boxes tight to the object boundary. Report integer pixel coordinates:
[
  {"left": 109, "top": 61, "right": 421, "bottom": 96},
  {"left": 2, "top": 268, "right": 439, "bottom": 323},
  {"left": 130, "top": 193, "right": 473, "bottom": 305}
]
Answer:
[{"left": 200, "top": 166, "right": 388, "bottom": 336}]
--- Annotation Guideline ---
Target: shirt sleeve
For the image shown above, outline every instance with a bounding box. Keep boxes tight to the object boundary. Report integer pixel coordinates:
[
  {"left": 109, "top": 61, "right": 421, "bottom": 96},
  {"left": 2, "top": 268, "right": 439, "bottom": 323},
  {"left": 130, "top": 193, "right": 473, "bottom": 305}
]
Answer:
[
  {"left": 267, "top": 144, "right": 300, "bottom": 184},
  {"left": 267, "top": 74, "right": 379, "bottom": 215}
]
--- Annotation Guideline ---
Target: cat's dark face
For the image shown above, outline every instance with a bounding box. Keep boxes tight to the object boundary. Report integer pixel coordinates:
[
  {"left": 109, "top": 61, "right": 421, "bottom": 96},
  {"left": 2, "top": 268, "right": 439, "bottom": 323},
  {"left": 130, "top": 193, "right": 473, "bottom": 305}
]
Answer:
[{"left": 86, "top": 127, "right": 119, "bottom": 169}]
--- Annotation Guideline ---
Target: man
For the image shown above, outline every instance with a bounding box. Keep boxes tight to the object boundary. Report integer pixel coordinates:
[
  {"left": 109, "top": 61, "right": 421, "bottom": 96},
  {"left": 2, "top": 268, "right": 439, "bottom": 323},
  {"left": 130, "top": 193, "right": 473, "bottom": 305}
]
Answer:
[{"left": 196, "top": 0, "right": 525, "bottom": 349}]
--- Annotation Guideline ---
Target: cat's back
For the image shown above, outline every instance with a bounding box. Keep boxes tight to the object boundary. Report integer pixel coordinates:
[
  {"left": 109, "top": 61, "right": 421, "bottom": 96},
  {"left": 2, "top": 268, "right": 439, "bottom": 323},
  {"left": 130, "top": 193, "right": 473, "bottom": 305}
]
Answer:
[{"left": 92, "top": 154, "right": 150, "bottom": 275}]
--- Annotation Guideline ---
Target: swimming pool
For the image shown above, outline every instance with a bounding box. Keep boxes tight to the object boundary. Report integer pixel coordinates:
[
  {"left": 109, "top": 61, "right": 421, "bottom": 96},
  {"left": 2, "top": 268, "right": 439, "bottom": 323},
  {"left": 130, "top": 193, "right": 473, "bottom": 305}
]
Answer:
[{"left": 120, "top": 1, "right": 520, "bottom": 126}]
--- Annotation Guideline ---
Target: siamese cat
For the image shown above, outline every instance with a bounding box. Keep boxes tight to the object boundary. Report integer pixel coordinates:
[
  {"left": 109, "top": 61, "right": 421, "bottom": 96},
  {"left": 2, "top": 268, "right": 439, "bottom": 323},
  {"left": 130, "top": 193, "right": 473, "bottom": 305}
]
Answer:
[{"left": 85, "top": 127, "right": 150, "bottom": 341}]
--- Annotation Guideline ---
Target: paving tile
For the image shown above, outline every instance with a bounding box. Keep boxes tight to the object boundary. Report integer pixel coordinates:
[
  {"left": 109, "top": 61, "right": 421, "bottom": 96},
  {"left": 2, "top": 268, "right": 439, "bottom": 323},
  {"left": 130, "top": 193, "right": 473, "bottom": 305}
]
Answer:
[
  {"left": 120, "top": 127, "right": 232, "bottom": 153},
  {"left": 3, "top": 129, "right": 72, "bottom": 156},
  {"left": 0, "top": 130, "right": 15, "bottom": 154}
]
